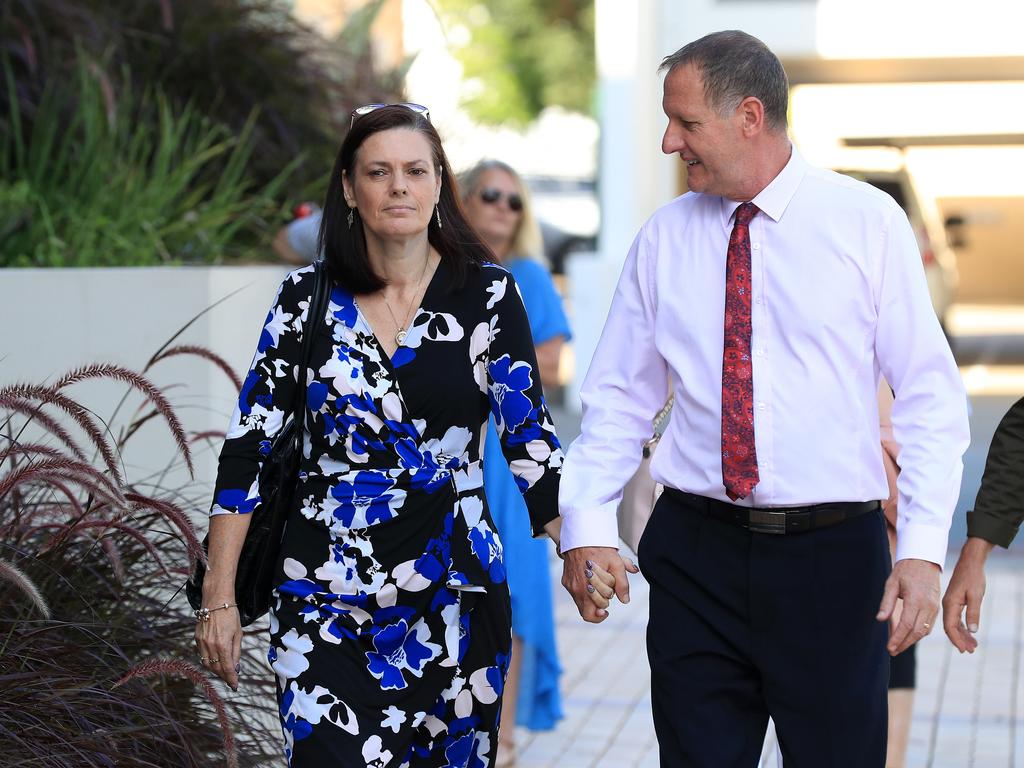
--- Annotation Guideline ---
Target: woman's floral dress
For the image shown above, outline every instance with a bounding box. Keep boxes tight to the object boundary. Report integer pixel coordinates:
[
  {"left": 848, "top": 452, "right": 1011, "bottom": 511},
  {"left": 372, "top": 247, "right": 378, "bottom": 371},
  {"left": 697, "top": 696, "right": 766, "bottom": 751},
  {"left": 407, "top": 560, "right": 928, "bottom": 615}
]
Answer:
[{"left": 209, "top": 258, "right": 563, "bottom": 767}]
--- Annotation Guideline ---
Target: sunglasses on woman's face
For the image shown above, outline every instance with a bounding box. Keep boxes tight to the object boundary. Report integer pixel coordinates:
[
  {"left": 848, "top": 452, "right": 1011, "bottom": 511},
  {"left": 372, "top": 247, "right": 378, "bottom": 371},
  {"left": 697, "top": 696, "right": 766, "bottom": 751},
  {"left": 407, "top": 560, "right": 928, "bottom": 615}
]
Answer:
[
  {"left": 350, "top": 102, "right": 430, "bottom": 128},
  {"left": 479, "top": 187, "right": 523, "bottom": 212}
]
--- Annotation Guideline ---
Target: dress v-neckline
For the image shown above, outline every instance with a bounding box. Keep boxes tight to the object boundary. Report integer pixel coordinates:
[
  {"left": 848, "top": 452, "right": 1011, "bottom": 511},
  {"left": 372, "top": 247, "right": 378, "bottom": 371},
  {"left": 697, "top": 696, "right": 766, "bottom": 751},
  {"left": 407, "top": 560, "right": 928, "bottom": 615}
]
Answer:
[{"left": 353, "top": 257, "right": 445, "bottom": 366}]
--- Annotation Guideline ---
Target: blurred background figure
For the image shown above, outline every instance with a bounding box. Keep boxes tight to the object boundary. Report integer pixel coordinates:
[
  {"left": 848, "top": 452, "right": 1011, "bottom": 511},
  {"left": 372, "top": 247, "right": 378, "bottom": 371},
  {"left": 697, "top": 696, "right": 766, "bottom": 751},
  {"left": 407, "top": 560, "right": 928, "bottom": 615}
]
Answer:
[
  {"left": 272, "top": 203, "right": 323, "bottom": 265},
  {"left": 461, "top": 159, "right": 569, "bottom": 766}
]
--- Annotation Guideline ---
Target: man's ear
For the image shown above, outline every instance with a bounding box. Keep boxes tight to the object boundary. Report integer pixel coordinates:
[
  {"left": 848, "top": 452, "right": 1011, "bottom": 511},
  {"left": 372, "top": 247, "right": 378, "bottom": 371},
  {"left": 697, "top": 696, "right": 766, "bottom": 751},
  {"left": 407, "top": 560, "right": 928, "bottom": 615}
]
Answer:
[{"left": 738, "top": 96, "right": 765, "bottom": 138}]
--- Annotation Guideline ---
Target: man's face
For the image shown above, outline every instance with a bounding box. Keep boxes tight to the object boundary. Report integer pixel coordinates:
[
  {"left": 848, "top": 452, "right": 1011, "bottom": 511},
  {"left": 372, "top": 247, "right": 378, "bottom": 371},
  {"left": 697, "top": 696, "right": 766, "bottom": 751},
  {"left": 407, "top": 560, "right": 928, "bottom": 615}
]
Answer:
[{"left": 661, "top": 64, "right": 747, "bottom": 200}]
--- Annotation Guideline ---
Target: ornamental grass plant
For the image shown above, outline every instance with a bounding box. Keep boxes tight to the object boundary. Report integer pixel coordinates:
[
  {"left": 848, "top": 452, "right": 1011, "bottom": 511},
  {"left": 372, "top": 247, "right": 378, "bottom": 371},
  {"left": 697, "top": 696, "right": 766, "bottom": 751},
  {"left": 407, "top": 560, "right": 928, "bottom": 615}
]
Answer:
[{"left": 0, "top": 330, "right": 280, "bottom": 766}]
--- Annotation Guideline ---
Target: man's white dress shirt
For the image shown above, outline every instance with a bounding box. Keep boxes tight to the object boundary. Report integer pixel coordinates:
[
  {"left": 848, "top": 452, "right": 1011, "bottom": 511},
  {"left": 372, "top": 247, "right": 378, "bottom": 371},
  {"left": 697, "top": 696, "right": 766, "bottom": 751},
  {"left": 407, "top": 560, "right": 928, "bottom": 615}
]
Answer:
[{"left": 559, "top": 148, "right": 970, "bottom": 566}]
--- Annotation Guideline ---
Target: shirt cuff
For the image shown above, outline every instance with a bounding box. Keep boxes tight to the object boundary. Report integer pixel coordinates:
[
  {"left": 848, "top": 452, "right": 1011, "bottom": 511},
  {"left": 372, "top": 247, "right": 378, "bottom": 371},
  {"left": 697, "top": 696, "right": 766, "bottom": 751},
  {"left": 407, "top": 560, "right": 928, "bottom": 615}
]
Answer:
[
  {"left": 558, "top": 500, "right": 622, "bottom": 551},
  {"left": 894, "top": 522, "right": 950, "bottom": 569},
  {"left": 966, "top": 509, "right": 1018, "bottom": 549}
]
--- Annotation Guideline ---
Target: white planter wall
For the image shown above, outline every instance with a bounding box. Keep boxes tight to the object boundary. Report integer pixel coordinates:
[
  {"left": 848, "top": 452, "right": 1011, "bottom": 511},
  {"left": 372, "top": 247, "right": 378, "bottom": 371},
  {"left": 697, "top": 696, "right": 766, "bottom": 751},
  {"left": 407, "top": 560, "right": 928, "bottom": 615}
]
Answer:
[{"left": 0, "top": 266, "right": 294, "bottom": 501}]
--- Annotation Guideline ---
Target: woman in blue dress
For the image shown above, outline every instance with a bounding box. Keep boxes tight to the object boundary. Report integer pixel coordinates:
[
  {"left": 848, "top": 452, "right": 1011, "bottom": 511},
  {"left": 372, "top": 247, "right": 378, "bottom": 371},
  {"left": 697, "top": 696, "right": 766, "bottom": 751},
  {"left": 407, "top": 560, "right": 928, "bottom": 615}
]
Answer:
[
  {"left": 461, "top": 160, "right": 570, "bottom": 766},
  {"left": 195, "top": 107, "right": 585, "bottom": 767}
]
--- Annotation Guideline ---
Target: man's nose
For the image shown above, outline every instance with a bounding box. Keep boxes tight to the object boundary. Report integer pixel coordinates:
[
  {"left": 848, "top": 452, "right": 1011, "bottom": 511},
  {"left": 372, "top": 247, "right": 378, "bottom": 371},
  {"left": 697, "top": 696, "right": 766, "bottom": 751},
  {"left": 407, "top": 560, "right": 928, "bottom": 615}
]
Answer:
[{"left": 662, "top": 127, "right": 684, "bottom": 156}]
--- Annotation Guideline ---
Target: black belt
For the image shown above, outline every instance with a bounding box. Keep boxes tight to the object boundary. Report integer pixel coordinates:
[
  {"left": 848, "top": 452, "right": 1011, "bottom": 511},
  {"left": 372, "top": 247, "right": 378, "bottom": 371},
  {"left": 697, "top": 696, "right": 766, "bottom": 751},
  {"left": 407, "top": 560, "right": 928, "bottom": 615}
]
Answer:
[{"left": 664, "top": 488, "right": 880, "bottom": 534}]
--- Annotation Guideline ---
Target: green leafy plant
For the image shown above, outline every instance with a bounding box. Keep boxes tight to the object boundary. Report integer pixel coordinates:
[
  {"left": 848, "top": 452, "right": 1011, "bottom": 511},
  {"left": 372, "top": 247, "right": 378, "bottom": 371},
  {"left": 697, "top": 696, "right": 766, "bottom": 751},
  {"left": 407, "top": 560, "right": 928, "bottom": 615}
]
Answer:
[
  {"left": 0, "top": 0, "right": 408, "bottom": 193},
  {"left": 0, "top": 58, "right": 296, "bottom": 267},
  {"left": 0, "top": 341, "right": 280, "bottom": 765}
]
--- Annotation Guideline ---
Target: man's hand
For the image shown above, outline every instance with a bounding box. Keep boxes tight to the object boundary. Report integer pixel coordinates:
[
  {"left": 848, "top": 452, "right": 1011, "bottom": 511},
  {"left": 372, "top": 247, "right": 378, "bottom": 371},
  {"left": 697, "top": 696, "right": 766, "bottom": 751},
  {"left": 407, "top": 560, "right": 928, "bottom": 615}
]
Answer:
[
  {"left": 561, "top": 546, "right": 638, "bottom": 623},
  {"left": 876, "top": 558, "right": 941, "bottom": 656},
  {"left": 942, "top": 537, "right": 995, "bottom": 653}
]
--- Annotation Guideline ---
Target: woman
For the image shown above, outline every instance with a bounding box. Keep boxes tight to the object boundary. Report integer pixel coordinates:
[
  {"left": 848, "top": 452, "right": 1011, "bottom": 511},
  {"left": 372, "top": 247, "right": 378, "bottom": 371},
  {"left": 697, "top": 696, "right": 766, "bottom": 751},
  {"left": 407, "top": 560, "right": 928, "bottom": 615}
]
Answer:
[
  {"left": 460, "top": 160, "right": 568, "bottom": 766},
  {"left": 195, "top": 105, "right": 600, "bottom": 766}
]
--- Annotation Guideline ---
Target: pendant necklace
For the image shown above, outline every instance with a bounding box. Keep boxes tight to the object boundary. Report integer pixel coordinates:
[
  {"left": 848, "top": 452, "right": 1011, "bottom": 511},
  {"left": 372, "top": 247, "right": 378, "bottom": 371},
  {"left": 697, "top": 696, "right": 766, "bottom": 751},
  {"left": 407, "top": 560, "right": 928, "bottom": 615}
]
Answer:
[{"left": 383, "top": 250, "right": 432, "bottom": 347}]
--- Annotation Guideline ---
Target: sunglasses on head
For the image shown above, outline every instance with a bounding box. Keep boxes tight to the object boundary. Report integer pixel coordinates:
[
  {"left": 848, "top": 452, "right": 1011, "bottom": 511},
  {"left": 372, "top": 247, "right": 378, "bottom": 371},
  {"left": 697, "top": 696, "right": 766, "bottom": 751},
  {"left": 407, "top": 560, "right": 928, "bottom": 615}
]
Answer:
[
  {"left": 350, "top": 102, "right": 430, "bottom": 128},
  {"left": 479, "top": 187, "right": 523, "bottom": 212}
]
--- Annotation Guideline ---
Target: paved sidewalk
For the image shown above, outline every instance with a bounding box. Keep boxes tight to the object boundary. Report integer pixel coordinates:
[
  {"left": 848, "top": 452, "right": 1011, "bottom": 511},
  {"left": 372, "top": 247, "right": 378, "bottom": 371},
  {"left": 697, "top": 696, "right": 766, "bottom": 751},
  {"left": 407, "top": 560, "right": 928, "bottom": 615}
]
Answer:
[{"left": 509, "top": 541, "right": 1024, "bottom": 767}]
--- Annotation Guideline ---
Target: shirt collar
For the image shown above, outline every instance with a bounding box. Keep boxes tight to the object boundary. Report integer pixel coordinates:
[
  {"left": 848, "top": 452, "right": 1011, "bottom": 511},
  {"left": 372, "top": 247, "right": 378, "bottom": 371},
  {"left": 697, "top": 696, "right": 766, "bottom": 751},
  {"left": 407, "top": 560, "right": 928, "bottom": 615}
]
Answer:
[{"left": 720, "top": 143, "right": 806, "bottom": 225}]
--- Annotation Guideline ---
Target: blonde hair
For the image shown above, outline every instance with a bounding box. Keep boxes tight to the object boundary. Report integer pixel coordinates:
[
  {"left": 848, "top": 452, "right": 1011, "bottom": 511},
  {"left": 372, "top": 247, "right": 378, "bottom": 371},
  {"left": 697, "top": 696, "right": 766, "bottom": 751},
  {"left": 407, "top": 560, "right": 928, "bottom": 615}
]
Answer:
[{"left": 458, "top": 160, "right": 544, "bottom": 262}]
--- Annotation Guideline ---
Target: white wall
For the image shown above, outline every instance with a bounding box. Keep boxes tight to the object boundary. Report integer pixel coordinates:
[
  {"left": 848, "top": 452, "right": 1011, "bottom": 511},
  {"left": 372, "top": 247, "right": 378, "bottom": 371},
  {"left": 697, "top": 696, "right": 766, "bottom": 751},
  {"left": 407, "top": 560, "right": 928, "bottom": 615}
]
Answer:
[{"left": 0, "top": 266, "right": 291, "bottom": 497}]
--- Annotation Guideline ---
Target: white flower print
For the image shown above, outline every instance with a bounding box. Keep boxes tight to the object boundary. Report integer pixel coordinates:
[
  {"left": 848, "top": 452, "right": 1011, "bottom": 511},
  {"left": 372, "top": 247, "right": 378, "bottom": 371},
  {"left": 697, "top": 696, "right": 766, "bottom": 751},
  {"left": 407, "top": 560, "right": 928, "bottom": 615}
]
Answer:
[
  {"left": 380, "top": 705, "right": 406, "bottom": 734},
  {"left": 485, "top": 277, "right": 506, "bottom": 310}
]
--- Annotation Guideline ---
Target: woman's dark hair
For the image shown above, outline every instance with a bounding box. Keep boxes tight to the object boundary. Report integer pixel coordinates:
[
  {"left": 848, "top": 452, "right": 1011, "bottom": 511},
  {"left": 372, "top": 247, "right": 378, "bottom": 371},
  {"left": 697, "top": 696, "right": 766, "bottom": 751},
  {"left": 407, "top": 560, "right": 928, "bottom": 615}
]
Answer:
[{"left": 318, "top": 105, "right": 491, "bottom": 293}]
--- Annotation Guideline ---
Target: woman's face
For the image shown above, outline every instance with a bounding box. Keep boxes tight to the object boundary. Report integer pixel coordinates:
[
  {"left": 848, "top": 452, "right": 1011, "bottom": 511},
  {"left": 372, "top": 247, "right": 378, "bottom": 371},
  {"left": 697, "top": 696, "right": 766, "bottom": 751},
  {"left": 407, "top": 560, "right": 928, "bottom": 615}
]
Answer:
[
  {"left": 462, "top": 168, "right": 523, "bottom": 255},
  {"left": 342, "top": 128, "right": 441, "bottom": 243}
]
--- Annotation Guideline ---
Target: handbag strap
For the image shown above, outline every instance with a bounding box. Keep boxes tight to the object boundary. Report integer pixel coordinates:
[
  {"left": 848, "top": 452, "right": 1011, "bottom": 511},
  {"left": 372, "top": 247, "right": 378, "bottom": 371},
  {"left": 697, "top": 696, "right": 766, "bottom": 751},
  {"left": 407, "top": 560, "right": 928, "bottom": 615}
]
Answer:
[
  {"left": 643, "top": 395, "right": 675, "bottom": 456},
  {"left": 293, "top": 260, "right": 331, "bottom": 444}
]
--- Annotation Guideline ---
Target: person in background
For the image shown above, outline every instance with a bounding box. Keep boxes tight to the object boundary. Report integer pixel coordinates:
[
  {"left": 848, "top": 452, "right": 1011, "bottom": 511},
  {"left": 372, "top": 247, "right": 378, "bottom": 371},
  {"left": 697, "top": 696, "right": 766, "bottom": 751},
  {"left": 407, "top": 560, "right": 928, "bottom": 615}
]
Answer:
[
  {"left": 943, "top": 395, "right": 1024, "bottom": 652},
  {"left": 460, "top": 159, "right": 569, "bottom": 766},
  {"left": 878, "top": 382, "right": 915, "bottom": 768},
  {"left": 272, "top": 203, "right": 323, "bottom": 265}
]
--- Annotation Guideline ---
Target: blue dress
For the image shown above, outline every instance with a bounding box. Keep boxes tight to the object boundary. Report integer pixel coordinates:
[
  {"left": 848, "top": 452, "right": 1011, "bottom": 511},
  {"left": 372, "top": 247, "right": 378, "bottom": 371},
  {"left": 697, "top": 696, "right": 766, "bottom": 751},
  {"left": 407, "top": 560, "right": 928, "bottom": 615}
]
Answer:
[{"left": 482, "top": 257, "right": 570, "bottom": 731}]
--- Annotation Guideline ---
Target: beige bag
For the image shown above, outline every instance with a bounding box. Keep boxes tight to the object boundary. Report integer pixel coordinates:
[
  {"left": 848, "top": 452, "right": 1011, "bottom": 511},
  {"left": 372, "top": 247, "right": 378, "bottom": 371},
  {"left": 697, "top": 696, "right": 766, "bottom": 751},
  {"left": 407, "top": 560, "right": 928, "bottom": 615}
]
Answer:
[{"left": 617, "top": 397, "right": 674, "bottom": 554}]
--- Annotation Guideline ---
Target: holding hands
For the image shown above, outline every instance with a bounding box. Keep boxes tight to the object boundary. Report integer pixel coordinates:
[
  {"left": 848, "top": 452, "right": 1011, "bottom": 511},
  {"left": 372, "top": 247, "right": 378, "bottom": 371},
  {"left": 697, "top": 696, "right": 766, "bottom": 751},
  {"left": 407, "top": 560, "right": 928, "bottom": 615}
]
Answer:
[{"left": 560, "top": 546, "right": 639, "bottom": 623}]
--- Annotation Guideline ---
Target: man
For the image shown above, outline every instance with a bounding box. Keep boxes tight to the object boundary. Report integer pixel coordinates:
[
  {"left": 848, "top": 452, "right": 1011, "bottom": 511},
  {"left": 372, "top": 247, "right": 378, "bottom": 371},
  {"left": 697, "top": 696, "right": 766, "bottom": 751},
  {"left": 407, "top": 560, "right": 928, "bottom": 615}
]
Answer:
[
  {"left": 943, "top": 396, "right": 1024, "bottom": 653},
  {"left": 557, "top": 30, "right": 970, "bottom": 767}
]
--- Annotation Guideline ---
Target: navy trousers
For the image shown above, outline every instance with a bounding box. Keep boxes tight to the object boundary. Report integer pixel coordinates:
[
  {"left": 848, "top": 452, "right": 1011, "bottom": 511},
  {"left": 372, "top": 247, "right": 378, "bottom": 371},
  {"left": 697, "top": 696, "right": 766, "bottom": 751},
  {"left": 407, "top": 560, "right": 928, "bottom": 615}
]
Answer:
[{"left": 639, "top": 490, "right": 890, "bottom": 768}]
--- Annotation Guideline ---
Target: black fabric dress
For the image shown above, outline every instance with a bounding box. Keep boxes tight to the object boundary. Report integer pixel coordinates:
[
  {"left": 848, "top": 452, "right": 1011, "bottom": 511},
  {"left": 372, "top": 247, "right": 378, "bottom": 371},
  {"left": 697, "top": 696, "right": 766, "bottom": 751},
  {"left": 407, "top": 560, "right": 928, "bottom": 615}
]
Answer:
[{"left": 209, "top": 259, "right": 563, "bottom": 767}]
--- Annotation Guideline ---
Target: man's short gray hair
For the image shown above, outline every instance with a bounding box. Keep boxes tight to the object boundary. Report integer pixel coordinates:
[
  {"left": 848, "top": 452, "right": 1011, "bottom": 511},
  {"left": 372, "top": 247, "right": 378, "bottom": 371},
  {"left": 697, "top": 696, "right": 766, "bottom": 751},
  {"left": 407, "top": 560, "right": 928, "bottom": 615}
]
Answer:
[{"left": 660, "top": 30, "right": 789, "bottom": 133}]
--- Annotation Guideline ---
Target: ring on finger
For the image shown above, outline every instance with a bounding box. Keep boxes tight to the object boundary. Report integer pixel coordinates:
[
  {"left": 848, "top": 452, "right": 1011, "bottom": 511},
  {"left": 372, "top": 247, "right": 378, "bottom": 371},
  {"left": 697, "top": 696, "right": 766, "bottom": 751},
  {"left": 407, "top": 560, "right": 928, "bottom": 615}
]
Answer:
[{"left": 922, "top": 622, "right": 931, "bottom": 631}]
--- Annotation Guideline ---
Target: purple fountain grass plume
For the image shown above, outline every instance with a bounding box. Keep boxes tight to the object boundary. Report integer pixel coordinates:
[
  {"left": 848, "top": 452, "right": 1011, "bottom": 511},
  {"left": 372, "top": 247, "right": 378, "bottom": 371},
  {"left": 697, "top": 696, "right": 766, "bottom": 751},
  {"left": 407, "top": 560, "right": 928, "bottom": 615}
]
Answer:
[
  {"left": 153, "top": 345, "right": 243, "bottom": 392},
  {"left": 0, "top": 399, "right": 88, "bottom": 464},
  {"left": 124, "top": 492, "right": 206, "bottom": 571},
  {"left": 114, "top": 658, "right": 237, "bottom": 768},
  {"left": 0, "top": 557, "right": 51, "bottom": 618},
  {"left": 0, "top": 456, "right": 126, "bottom": 507},
  {"left": 42, "top": 519, "right": 173, "bottom": 575},
  {"left": 0, "top": 388, "right": 123, "bottom": 485},
  {"left": 50, "top": 364, "right": 195, "bottom": 478},
  {"left": 99, "top": 537, "right": 126, "bottom": 582},
  {"left": 26, "top": 476, "right": 87, "bottom": 520}
]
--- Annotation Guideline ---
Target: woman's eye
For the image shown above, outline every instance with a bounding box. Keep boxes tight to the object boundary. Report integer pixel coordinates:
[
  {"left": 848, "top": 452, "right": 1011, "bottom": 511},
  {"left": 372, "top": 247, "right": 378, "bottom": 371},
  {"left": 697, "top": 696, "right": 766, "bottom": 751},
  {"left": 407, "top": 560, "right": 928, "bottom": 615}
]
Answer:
[
  {"left": 369, "top": 169, "right": 386, "bottom": 177},
  {"left": 409, "top": 168, "right": 426, "bottom": 176}
]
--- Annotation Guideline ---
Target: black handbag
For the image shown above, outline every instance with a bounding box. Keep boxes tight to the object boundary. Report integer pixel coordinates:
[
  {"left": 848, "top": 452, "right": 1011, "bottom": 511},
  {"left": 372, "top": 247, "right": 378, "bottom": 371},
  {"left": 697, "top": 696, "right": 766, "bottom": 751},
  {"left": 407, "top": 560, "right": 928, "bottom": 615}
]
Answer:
[{"left": 186, "top": 261, "right": 330, "bottom": 626}]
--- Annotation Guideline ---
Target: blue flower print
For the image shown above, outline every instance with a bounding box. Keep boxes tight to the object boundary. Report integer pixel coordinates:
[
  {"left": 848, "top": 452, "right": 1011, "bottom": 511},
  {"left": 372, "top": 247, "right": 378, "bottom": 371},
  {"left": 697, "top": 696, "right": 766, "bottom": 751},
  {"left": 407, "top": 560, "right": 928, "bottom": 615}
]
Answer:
[
  {"left": 365, "top": 617, "right": 441, "bottom": 690},
  {"left": 330, "top": 285, "right": 358, "bottom": 328},
  {"left": 468, "top": 523, "right": 505, "bottom": 583},
  {"left": 258, "top": 303, "right": 293, "bottom": 353},
  {"left": 214, "top": 487, "right": 259, "bottom": 514},
  {"left": 329, "top": 470, "right": 406, "bottom": 529},
  {"left": 280, "top": 687, "right": 314, "bottom": 744},
  {"left": 488, "top": 354, "right": 533, "bottom": 433}
]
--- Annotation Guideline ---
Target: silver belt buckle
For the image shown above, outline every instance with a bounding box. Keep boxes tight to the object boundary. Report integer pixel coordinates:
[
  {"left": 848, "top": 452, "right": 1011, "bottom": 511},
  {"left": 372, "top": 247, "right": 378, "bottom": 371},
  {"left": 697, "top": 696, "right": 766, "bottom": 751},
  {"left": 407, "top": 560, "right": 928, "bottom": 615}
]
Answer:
[{"left": 748, "top": 509, "right": 787, "bottom": 534}]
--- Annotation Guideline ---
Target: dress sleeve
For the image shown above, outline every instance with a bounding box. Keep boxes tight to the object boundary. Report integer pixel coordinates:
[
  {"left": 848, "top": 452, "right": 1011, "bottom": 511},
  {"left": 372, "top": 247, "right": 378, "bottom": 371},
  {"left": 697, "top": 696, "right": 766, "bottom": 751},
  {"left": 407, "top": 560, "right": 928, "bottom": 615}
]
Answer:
[
  {"left": 484, "top": 268, "right": 564, "bottom": 535},
  {"left": 209, "top": 266, "right": 315, "bottom": 516}
]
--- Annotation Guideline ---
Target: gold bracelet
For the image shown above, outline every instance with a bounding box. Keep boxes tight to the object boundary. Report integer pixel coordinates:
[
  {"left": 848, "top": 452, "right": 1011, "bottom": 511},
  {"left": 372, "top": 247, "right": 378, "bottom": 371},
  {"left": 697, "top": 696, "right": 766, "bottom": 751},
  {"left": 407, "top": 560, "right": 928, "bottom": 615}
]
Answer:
[{"left": 194, "top": 602, "right": 238, "bottom": 622}]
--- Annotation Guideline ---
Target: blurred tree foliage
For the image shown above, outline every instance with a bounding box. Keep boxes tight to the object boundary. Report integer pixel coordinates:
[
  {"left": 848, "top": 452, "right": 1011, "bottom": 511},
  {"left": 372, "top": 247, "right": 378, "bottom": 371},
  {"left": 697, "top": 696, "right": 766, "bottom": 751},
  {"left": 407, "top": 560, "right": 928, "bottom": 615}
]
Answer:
[
  {"left": 436, "top": 0, "right": 595, "bottom": 125},
  {"left": 0, "top": 0, "right": 408, "bottom": 201}
]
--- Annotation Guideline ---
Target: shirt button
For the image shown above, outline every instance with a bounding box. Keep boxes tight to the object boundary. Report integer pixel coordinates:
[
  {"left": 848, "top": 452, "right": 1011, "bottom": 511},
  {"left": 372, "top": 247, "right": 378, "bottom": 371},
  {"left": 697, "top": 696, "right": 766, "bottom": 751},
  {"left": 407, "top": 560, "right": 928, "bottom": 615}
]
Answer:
[
  {"left": 757, "top": 402, "right": 766, "bottom": 411},
  {"left": 755, "top": 348, "right": 765, "bottom": 357},
  {"left": 752, "top": 243, "right": 761, "bottom": 250},
  {"left": 755, "top": 297, "right": 763, "bottom": 304}
]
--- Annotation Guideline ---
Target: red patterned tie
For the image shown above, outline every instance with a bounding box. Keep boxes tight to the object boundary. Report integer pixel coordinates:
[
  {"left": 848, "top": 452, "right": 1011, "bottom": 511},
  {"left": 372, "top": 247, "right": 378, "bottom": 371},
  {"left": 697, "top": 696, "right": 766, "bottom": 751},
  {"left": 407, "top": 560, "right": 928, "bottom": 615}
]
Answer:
[{"left": 722, "top": 202, "right": 760, "bottom": 501}]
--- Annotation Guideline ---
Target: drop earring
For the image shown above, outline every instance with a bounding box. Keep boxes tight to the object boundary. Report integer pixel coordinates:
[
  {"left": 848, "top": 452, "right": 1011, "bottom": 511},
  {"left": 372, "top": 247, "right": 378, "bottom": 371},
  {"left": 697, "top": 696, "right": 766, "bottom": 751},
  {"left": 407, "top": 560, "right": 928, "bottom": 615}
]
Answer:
[
  {"left": 347, "top": 209, "right": 355, "bottom": 229},
  {"left": 435, "top": 205, "right": 442, "bottom": 229}
]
